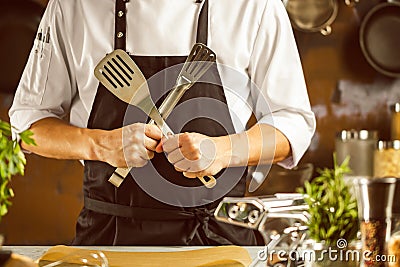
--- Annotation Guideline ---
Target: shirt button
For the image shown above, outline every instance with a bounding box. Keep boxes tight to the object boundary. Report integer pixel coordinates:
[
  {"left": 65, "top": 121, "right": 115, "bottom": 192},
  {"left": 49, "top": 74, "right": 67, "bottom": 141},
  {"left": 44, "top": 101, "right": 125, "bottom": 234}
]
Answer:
[
  {"left": 118, "top": 11, "right": 124, "bottom": 17},
  {"left": 117, "top": 32, "right": 124, "bottom": 38}
]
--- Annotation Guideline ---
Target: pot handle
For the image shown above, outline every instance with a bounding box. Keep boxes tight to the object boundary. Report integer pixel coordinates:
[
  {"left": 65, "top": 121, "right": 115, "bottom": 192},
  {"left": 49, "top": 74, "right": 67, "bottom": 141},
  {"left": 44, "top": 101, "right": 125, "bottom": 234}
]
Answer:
[{"left": 320, "top": 25, "right": 332, "bottom": 36}]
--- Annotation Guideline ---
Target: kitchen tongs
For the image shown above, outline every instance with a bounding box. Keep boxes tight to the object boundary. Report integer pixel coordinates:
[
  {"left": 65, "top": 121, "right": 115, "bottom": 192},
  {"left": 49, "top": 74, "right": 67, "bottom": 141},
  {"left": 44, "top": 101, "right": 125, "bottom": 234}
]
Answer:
[
  {"left": 94, "top": 48, "right": 217, "bottom": 188},
  {"left": 150, "top": 43, "right": 216, "bottom": 123}
]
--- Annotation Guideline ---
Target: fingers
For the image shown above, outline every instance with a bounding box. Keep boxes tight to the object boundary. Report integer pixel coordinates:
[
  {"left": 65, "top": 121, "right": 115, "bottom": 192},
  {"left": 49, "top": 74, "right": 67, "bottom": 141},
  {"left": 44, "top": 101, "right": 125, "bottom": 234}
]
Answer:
[
  {"left": 120, "top": 123, "right": 160, "bottom": 168},
  {"left": 161, "top": 133, "right": 218, "bottom": 173},
  {"left": 144, "top": 136, "right": 159, "bottom": 151},
  {"left": 144, "top": 124, "right": 163, "bottom": 140},
  {"left": 162, "top": 134, "right": 181, "bottom": 154},
  {"left": 155, "top": 136, "right": 167, "bottom": 153}
]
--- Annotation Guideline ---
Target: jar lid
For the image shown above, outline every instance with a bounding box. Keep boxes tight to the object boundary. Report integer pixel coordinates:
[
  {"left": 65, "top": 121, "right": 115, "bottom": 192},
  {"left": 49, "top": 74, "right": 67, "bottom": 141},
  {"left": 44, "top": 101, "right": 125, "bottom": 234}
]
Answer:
[
  {"left": 377, "top": 140, "right": 400, "bottom": 150},
  {"left": 337, "top": 129, "right": 378, "bottom": 141}
]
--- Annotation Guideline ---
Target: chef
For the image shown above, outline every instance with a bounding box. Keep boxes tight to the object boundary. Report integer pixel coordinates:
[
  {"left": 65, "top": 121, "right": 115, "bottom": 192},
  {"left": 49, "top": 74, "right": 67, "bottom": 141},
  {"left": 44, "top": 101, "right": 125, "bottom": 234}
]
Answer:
[{"left": 9, "top": 0, "right": 315, "bottom": 245}]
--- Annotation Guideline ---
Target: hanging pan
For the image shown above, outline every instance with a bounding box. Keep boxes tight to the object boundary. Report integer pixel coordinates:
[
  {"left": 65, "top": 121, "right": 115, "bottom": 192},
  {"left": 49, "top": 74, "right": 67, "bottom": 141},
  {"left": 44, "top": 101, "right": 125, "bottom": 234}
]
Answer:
[
  {"left": 359, "top": 1, "right": 400, "bottom": 78},
  {"left": 283, "top": 0, "right": 339, "bottom": 36}
]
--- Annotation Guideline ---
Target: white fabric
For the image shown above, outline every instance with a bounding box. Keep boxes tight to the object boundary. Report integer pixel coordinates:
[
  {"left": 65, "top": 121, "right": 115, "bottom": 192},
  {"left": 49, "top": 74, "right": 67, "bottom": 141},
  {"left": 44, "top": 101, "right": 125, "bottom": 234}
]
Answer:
[{"left": 9, "top": 0, "right": 315, "bottom": 168}]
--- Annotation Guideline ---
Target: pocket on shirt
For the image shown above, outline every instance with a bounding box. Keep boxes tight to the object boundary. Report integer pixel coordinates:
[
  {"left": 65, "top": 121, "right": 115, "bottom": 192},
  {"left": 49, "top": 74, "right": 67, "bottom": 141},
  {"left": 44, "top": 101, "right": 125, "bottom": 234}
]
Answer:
[{"left": 20, "top": 39, "right": 52, "bottom": 105}]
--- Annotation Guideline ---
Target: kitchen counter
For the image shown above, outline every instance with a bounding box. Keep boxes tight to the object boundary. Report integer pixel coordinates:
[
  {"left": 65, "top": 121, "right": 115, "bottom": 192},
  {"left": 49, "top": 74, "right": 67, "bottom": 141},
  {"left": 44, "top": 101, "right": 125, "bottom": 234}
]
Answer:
[{"left": 3, "top": 246, "right": 265, "bottom": 266}]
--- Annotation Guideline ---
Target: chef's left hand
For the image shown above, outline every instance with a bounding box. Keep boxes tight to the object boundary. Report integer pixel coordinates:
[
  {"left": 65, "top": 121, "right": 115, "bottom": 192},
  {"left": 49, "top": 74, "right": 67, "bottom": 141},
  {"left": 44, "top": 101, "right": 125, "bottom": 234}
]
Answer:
[{"left": 156, "top": 132, "right": 229, "bottom": 178}]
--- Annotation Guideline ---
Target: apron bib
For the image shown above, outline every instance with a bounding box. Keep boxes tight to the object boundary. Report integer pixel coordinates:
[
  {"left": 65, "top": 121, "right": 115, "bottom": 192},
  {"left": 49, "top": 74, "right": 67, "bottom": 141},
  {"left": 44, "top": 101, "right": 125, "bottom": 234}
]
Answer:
[{"left": 73, "top": 0, "right": 256, "bottom": 246}]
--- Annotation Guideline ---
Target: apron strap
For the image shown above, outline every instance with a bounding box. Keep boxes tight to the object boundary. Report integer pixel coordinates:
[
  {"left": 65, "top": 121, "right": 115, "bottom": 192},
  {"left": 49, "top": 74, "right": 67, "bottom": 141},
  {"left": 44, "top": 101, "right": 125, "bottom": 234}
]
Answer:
[
  {"left": 114, "top": 0, "right": 209, "bottom": 50},
  {"left": 84, "top": 197, "right": 232, "bottom": 244},
  {"left": 114, "top": 0, "right": 128, "bottom": 50},
  {"left": 85, "top": 197, "right": 195, "bottom": 220},
  {"left": 196, "top": 0, "right": 209, "bottom": 45}
]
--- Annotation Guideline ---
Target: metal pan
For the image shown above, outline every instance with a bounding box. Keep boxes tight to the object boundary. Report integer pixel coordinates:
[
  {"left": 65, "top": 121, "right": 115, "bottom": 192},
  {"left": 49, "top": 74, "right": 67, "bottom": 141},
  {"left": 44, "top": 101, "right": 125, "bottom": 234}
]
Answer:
[
  {"left": 0, "top": 0, "right": 45, "bottom": 94},
  {"left": 283, "top": 0, "right": 338, "bottom": 35},
  {"left": 359, "top": 2, "right": 400, "bottom": 78}
]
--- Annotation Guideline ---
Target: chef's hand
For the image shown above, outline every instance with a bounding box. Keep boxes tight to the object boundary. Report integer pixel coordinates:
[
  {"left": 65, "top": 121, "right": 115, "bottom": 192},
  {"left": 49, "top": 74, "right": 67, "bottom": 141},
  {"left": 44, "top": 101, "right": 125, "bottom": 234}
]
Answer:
[
  {"left": 105, "top": 123, "right": 162, "bottom": 168},
  {"left": 156, "top": 132, "right": 230, "bottom": 178}
]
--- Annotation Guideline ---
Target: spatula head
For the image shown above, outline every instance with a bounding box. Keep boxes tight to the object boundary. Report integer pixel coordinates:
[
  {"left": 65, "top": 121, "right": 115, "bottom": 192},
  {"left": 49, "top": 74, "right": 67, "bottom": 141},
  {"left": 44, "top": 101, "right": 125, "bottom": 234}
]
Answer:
[
  {"left": 94, "top": 49, "right": 150, "bottom": 105},
  {"left": 178, "top": 43, "right": 217, "bottom": 84}
]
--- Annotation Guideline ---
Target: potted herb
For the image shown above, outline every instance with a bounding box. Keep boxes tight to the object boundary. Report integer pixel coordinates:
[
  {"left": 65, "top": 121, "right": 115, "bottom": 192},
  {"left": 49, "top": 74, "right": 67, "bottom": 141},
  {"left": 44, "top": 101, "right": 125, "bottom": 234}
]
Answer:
[
  {"left": 0, "top": 119, "right": 35, "bottom": 221},
  {"left": 0, "top": 120, "right": 37, "bottom": 267},
  {"left": 298, "top": 155, "right": 359, "bottom": 266}
]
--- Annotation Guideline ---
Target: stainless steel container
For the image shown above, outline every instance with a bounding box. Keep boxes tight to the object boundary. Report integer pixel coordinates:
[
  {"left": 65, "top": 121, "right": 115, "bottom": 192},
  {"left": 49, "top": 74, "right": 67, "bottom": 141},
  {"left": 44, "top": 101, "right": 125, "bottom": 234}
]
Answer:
[{"left": 335, "top": 129, "right": 378, "bottom": 177}]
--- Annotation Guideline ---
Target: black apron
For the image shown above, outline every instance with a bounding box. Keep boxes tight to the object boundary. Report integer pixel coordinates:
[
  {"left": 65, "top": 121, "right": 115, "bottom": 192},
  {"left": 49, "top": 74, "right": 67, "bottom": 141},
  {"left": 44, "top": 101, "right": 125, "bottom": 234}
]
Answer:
[{"left": 73, "top": 0, "right": 257, "bottom": 246}]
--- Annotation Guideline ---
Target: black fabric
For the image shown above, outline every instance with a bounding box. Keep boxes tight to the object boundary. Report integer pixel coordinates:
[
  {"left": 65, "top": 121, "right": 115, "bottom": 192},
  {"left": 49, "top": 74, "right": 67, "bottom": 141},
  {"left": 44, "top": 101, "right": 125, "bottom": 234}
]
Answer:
[
  {"left": 74, "top": 0, "right": 256, "bottom": 246},
  {"left": 0, "top": 251, "right": 12, "bottom": 267},
  {"left": 196, "top": 0, "right": 208, "bottom": 45}
]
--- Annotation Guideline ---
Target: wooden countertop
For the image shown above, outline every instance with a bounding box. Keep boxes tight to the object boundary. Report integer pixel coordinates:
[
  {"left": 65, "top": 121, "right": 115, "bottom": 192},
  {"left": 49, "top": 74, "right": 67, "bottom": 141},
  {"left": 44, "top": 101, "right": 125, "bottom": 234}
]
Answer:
[{"left": 3, "top": 246, "right": 266, "bottom": 266}]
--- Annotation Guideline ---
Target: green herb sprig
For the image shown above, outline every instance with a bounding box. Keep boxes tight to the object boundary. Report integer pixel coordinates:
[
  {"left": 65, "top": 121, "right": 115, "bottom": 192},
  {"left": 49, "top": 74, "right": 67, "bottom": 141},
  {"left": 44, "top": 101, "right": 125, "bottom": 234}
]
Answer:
[
  {"left": 0, "top": 120, "right": 36, "bottom": 220},
  {"left": 298, "top": 155, "right": 359, "bottom": 246}
]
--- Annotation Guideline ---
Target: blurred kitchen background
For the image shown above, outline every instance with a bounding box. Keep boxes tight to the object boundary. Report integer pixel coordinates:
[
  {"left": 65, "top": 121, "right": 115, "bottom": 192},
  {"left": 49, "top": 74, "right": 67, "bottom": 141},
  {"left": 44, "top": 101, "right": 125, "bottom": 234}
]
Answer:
[{"left": 0, "top": 0, "right": 399, "bottom": 245}]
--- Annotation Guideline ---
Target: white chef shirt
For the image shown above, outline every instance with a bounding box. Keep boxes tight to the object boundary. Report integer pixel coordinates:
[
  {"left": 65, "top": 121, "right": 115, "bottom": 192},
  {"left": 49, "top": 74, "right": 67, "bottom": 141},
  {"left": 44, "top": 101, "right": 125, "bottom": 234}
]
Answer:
[{"left": 9, "top": 0, "right": 316, "bottom": 168}]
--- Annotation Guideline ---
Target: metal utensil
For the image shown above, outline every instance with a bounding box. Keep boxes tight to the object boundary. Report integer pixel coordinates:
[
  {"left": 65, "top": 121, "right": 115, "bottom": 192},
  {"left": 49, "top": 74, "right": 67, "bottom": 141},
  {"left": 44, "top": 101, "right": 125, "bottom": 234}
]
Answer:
[
  {"left": 149, "top": 43, "right": 216, "bottom": 123},
  {"left": 94, "top": 49, "right": 171, "bottom": 136},
  {"left": 126, "top": 43, "right": 216, "bottom": 182},
  {"left": 94, "top": 49, "right": 216, "bottom": 188},
  {"left": 106, "top": 43, "right": 217, "bottom": 187}
]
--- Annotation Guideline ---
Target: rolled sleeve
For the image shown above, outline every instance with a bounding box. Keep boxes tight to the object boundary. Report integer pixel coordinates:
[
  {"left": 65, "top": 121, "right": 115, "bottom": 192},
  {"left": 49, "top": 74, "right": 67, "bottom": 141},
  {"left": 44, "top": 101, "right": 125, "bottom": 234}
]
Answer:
[
  {"left": 249, "top": 0, "right": 316, "bottom": 168},
  {"left": 258, "top": 110, "right": 315, "bottom": 169},
  {"left": 9, "top": 0, "right": 76, "bottom": 135}
]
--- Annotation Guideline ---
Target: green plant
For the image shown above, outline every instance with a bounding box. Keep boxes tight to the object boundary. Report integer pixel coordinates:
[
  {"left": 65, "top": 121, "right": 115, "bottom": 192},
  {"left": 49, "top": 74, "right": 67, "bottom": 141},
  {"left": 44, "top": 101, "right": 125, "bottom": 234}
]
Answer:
[
  {"left": 298, "top": 155, "right": 359, "bottom": 246},
  {"left": 0, "top": 119, "right": 35, "bottom": 220}
]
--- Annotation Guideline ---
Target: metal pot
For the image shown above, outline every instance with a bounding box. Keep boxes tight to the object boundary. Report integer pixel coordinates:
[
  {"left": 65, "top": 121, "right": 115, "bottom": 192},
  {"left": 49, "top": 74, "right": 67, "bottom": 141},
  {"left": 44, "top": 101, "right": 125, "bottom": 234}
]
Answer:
[
  {"left": 359, "top": 1, "right": 400, "bottom": 78},
  {"left": 283, "top": 0, "right": 338, "bottom": 35}
]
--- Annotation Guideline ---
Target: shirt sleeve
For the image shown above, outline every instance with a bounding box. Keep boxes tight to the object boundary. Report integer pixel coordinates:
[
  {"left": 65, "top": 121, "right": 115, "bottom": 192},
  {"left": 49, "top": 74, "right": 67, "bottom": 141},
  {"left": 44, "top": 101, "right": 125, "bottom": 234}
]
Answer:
[
  {"left": 8, "top": 0, "right": 76, "bottom": 134},
  {"left": 248, "top": 0, "right": 316, "bottom": 169}
]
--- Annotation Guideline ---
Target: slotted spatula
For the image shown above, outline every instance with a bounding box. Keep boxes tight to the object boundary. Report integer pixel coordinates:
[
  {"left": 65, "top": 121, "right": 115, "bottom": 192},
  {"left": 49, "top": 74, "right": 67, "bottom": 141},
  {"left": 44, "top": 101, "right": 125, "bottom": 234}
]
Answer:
[{"left": 94, "top": 49, "right": 217, "bottom": 189}]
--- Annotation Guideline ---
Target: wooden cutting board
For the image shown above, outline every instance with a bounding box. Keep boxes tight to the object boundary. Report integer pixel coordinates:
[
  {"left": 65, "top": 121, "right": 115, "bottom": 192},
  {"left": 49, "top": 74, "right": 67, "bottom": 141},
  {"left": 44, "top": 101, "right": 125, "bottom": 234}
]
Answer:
[{"left": 38, "top": 245, "right": 252, "bottom": 267}]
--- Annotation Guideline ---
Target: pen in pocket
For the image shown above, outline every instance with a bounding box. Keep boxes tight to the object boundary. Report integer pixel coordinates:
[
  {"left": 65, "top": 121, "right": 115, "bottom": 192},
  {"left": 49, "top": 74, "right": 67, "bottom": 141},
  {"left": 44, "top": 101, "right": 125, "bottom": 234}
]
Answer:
[
  {"left": 35, "top": 28, "right": 42, "bottom": 54},
  {"left": 40, "top": 27, "right": 50, "bottom": 58}
]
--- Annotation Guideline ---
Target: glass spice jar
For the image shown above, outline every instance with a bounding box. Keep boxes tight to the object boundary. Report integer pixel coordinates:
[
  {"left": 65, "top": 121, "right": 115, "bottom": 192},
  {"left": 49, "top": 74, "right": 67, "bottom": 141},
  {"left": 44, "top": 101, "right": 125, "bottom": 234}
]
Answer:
[
  {"left": 374, "top": 141, "right": 400, "bottom": 178},
  {"left": 354, "top": 177, "right": 397, "bottom": 267}
]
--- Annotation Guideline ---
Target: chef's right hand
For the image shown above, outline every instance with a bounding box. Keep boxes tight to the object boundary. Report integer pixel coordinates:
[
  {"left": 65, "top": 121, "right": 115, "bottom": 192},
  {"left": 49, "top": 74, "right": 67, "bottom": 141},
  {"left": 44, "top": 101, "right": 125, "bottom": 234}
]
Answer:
[{"left": 101, "top": 123, "right": 162, "bottom": 168}]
